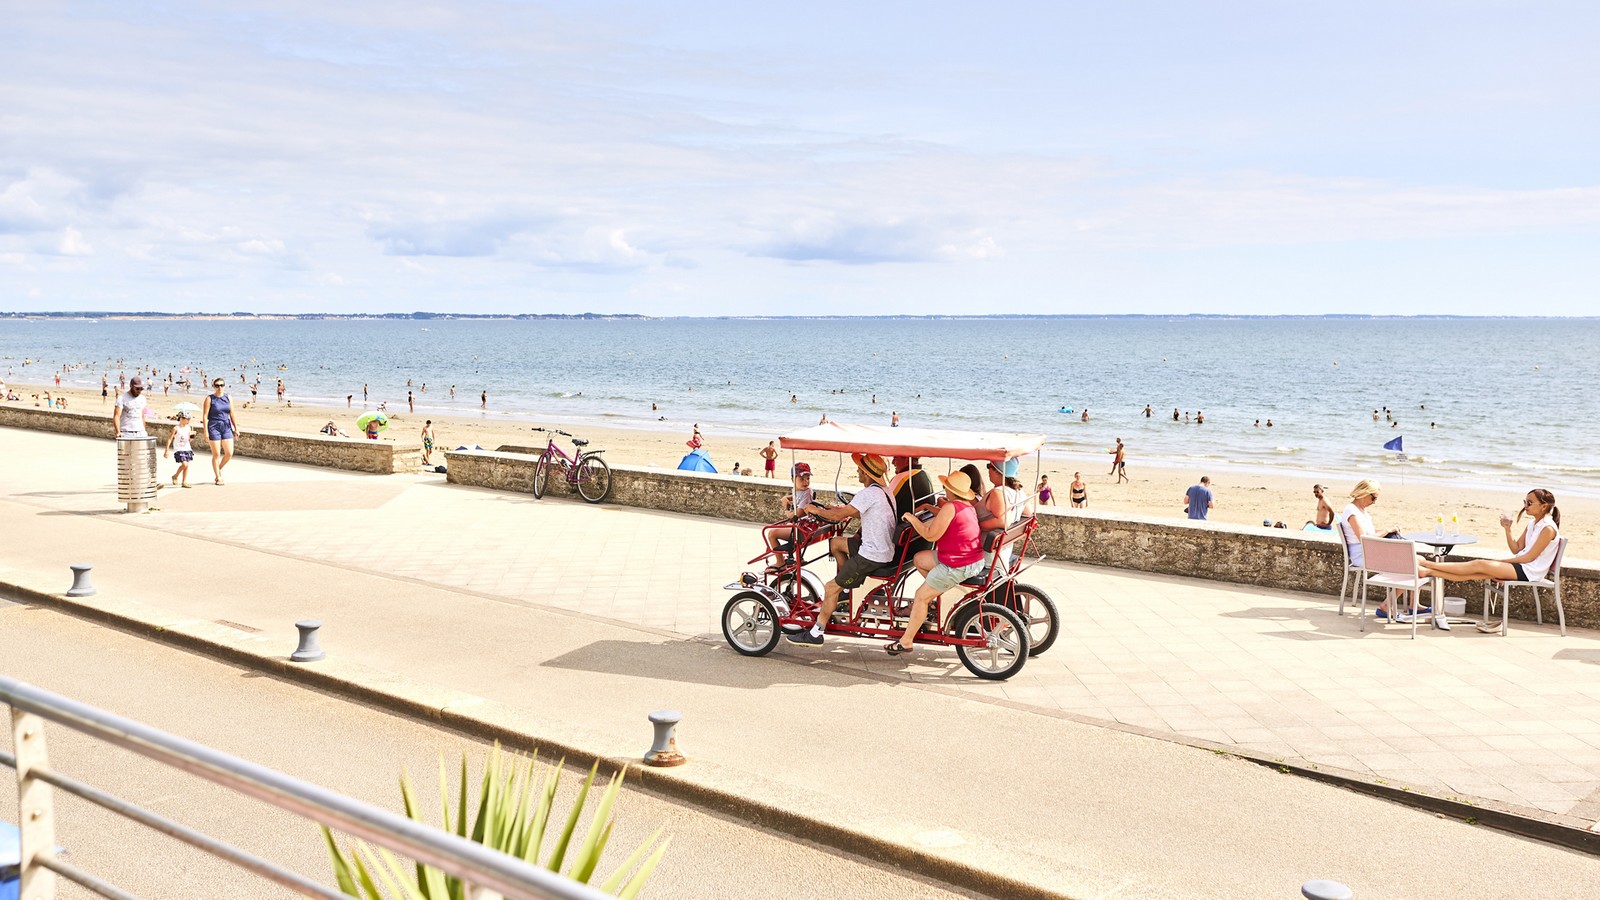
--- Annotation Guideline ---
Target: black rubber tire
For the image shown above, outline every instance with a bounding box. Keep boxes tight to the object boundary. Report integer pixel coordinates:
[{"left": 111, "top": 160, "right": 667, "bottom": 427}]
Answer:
[
  {"left": 722, "top": 592, "right": 782, "bottom": 657},
  {"left": 531, "top": 454, "right": 550, "bottom": 499},
  {"left": 574, "top": 456, "right": 612, "bottom": 503},
  {"left": 1006, "top": 583, "right": 1059, "bottom": 657},
  {"left": 951, "top": 602, "right": 1030, "bottom": 680}
]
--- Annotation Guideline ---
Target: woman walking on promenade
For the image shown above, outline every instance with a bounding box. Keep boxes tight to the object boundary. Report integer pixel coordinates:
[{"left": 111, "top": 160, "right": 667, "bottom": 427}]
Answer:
[{"left": 201, "top": 377, "right": 239, "bottom": 485}]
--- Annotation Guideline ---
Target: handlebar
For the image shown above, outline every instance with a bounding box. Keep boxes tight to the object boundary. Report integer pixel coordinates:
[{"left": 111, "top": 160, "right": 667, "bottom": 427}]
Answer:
[{"left": 531, "top": 427, "right": 574, "bottom": 437}]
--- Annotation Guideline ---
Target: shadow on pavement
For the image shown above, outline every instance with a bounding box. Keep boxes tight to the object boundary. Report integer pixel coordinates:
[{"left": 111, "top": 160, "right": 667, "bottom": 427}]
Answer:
[
  {"left": 542, "top": 637, "right": 881, "bottom": 690},
  {"left": 1555, "top": 649, "right": 1600, "bottom": 666},
  {"left": 1219, "top": 606, "right": 1353, "bottom": 640}
]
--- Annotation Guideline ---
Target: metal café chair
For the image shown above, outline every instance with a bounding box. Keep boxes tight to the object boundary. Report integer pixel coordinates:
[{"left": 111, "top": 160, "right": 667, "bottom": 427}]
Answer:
[
  {"left": 1359, "top": 536, "right": 1437, "bottom": 640},
  {"left": 1481, "top": 536, "right": 1568, "bottom": 637},
  {"left": 1334, "top": 521, "right": 1365, "bottom": 616}
]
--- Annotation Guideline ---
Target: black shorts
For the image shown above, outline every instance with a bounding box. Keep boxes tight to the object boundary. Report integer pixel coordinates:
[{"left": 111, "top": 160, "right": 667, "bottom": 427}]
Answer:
[
  {"left": 1510, "top": 562, "right": 1527, "bottom": 582},
  {"left": 835, "top": 535, "right": 890, "bottom": 589}
]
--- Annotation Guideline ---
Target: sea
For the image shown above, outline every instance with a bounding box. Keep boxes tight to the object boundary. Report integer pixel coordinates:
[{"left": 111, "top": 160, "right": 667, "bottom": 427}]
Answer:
[{"left": 4, "top": 316, "right": 1598, "bottom": 495}]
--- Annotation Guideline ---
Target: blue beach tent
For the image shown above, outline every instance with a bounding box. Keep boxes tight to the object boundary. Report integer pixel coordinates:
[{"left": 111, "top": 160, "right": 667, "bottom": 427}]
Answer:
[{"left": 677, "top": 448, "right": 717, "bottom": 473}]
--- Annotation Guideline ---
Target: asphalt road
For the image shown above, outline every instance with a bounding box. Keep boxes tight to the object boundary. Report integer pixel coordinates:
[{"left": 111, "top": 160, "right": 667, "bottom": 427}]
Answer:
[{"left": 0, "top": 604, "right": 978, "bottom": 899}]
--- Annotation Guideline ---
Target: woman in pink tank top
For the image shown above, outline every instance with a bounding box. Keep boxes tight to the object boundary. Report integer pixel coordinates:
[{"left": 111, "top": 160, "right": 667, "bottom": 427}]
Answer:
[{"left": 888, "top": 470, "right": 987, "bottom": 655}]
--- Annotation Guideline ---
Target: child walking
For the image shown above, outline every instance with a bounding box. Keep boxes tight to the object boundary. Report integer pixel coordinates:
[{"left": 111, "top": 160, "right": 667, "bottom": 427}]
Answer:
[{"left": 166, "top": 412, "right": 195, "bottom": 487}]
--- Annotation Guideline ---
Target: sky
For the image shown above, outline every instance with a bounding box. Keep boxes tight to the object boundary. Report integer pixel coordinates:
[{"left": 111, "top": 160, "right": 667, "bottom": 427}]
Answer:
[{"left": 2, "top": 1, "right": 1597, "bottom": 316}]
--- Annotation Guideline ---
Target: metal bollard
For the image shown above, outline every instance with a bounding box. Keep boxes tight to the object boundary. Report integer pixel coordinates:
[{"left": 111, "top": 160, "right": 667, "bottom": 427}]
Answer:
[
  {"left": 290, "top": 620, "right": 326, "bottom": 662},
  {"left": 1302, "top": 880, "right": 1353, "bottom": 900},
  {"left": 644, "top": 710, "right": 686, "bottom": 767},
  {"left": 65, "top": 564, "right": 96, "bottom": 597}
]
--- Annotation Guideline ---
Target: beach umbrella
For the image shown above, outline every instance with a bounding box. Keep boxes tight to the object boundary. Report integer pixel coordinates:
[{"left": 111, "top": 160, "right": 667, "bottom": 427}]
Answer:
[
  {"left": 356, "top": 411, "right": 390, "bottom": 432},
  {"left": 171, "top": 402, "right": 201, "bottom": 419}
]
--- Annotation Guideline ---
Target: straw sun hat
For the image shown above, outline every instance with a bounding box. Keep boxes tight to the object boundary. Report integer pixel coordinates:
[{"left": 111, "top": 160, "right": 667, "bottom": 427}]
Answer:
[
  {"left": 851, "top": 452, "right": 889, "bottom": 485},
  {"left": 939, "top": 470, "right": 977, "bottom": 501}
]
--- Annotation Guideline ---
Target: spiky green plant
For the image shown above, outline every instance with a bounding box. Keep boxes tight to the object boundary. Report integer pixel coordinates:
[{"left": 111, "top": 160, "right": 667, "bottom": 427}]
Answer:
[{"left": 322, "top": 745, "right": 669, "bottom": 899}]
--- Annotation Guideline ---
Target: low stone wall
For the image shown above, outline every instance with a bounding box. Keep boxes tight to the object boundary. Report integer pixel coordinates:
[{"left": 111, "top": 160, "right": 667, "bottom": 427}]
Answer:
[
  {"left": 444, "top": 448, "right": 1600, "bottom": 630},
  {"left": 0, "top": 404, "right": 421, "bottom": 474}
]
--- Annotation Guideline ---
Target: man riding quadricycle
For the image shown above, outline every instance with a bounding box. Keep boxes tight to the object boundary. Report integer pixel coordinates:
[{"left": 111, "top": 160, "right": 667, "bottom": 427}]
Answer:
[{"left": 721, "top": 424, "right": 1059, "bottom": 680}]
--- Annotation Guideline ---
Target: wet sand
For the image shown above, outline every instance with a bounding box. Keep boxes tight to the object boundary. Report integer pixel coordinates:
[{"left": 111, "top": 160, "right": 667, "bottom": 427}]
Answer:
[{"left": 8, "top": 379, "right": 1594, "bottom": 556}]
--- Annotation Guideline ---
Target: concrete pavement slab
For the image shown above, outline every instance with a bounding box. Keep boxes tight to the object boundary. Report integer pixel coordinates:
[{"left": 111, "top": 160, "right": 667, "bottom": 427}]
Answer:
[{"left": 5, "top": 425, "right": 1600, "bottom": 896}]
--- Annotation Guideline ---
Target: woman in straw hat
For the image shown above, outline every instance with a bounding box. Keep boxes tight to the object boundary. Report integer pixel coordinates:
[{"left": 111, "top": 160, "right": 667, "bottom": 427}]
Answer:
[{"left": 890, "top": 469, "right": 986, "bottom": 655}]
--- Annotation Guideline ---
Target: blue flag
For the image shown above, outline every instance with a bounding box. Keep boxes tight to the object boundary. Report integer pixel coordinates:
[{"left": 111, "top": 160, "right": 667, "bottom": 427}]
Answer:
[{"left": 1383, "top": 436, "right": 1403, "bottom": 452}]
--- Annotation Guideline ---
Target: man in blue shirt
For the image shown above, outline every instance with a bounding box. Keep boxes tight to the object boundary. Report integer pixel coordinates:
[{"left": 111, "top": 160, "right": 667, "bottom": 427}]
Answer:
[{"left": 1184, "top": 476, "right": 1214, "bottom": 520}]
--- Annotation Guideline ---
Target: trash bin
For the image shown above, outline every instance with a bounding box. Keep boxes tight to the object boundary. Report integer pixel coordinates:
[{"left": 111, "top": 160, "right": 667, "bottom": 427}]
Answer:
[
  {"left": 117, "top": 435, "right": 159, "bottom": 513},
  {"left": 1, "top": 819, "right": 19, "bottom": 900}
]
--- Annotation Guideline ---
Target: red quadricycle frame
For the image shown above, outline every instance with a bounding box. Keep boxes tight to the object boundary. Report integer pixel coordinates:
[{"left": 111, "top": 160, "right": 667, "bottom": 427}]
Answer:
[{"left": 720, "top": 423, "right": 1059, "bottom": 680}]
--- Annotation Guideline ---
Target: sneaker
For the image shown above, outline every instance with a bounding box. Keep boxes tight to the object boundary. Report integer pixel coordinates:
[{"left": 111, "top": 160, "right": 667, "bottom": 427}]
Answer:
[
  {"left": 786, "top": 628, "right": 823, "bottom": 646},
  {"left": 1476, "top": 620, "right": 1502, "bottom": 634}
]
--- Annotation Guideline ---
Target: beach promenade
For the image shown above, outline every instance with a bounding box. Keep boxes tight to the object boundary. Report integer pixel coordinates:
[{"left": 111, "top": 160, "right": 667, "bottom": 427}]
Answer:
[{"left": 4, "top": 425, "right": 1600, "bottom": 897}]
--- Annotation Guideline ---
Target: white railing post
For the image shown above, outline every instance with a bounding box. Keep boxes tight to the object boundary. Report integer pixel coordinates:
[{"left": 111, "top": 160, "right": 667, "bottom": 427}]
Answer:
[{"left": 12, "top": 707, "right": 57, "bottom": 900}]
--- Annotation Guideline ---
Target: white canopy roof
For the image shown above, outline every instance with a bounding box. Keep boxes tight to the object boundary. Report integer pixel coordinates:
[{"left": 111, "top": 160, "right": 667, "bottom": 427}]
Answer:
[{"left": 779, "top": 423, "right": 1045, "bottom": 463}]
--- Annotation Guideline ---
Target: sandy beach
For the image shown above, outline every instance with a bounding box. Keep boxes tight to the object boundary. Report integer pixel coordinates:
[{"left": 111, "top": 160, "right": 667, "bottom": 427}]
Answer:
[{"left": 9, "top": 379, "right": 1595, "bottom": 557}]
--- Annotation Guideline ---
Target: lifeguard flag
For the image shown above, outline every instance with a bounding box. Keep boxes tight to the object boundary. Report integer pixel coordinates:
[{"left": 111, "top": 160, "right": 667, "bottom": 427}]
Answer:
[{"left": 1383, "top": 436, "right": 1404, "bottom": 452}]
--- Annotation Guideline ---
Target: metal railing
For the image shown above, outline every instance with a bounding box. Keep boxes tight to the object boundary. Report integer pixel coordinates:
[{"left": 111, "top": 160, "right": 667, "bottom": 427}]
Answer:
[{"left": 0, "top": 675, "right": 611, "bottom": 900}]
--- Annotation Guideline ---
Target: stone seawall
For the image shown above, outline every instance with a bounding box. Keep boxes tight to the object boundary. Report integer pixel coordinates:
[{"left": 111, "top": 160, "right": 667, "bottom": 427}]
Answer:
[
  {"left": 444, "top": 447, "right": 1599, "bottom": 630},
  {"left": 0, "top": 405, "right": 421, "bottom": 474}
]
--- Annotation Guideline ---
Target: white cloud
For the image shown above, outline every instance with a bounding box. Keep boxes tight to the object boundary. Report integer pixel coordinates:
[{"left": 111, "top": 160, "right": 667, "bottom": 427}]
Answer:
[{"left": 58, "top": 226, "right": 94, "bottom": 256}]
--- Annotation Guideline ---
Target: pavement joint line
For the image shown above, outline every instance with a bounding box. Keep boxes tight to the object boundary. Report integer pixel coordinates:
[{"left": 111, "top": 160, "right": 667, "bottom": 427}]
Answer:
[
  {"left": 11, "top": 575, "right": 1600, "bottom": 869},
  {"left": 2, "top": 577, "right": 1071, "bottom": 900}
]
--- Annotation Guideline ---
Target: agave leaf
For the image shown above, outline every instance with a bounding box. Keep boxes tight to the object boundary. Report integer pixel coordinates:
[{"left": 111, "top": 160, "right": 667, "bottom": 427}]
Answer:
[
  {"left": 457, "top": 753, "right": 470, "bottom": 839},
  {"left": 523, "top": 760, "right": 560, "bottom": 864},
  {"left": 546, "top": 761, "right": 598, "bottom": 873},
  {"left": 489, "top": 755, "right": 519, "bottom": 852},
  {"left": 370, "top": 845, "right": 430, "bottom": 900},
  {"left": 438, "top": 755, "right": 453, "bottom": 836},
  {"left": 615, "top": 837, "right": 671, "bottom": 900},
  {"left": 348, "top": 843, "right": 386, "bottom": 900},
  {"left": 507, "top": 754, "right": 535, "bottom": 858},
  {"left": 321, "top": 827, "right": 361, "bottom": 896},
  {"left": 471, "top": 745, "right": 496, "bottom": 845},
  {"left": 568, "top": 773, "right": 623, "bottom": 882},
  {"left": 571, "top": 818, "right": 613, "bottom": 884},
  {"left": 599, "top": 827, "right": 663, "bottom": 895}
]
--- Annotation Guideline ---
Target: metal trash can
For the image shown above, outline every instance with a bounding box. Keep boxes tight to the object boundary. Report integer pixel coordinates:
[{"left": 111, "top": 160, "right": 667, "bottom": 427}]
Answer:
[{"left": 116, "top": 435, "right": 159, "bottom": 513}]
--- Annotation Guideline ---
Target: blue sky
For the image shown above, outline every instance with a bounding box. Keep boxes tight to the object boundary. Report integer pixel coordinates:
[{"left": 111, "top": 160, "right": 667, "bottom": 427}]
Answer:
[{"left": 2, "top": 1, "right": 1597, "bottom": 315}]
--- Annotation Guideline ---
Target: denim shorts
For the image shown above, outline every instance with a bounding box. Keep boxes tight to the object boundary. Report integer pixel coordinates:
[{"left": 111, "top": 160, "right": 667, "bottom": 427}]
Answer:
[
  {"left": 207, "top": 422, "right": 235, "bottom": 441},
  {"left": 924, "top": 559, "right": 984, "bottom": 592}
]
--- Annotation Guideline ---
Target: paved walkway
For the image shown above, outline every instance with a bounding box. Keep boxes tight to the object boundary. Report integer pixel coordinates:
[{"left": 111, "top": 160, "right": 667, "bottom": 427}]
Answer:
[{"left": 4, "top": 426, "right": 1600, "bottom": 897}]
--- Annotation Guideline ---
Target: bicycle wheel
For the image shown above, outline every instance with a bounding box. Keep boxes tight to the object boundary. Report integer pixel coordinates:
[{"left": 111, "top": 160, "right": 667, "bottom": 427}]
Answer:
[
  {"left": 532, "top": 453, "right": 550, "bottom": 499},
  {"left": 1005, "top": 583, "right": 1059, "bottom": 657},
  {"left": 575, "top": 455, "right": 612, "bottom": 503},
  {"left": 722, "top": 592, "right": 781, "bottom": 656},
  {"left": 951, "top": 602, "right": 1029, "bottom": 680}
]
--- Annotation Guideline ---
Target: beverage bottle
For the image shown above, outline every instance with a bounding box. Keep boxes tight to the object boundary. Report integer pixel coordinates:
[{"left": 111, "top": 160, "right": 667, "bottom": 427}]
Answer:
[{"left": 1435, "top": 512, "right": 1443, "bottom": 537}]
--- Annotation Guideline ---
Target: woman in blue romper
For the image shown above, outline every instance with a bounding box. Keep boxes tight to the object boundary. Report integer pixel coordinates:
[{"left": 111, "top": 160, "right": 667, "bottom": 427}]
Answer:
[{"left": 200, "top": 377, "right": 239, "bottom": 485}]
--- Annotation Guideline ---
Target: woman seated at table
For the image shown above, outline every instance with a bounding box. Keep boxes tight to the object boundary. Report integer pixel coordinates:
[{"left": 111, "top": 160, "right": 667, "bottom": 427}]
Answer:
[
  {"left": 1341, "top": 479, "right": 1409, "bottom": 620},
  {"left": 890, "top": 470, "right": 984, "bottom": 656},
  {"left": 1418, "top": 489, "right": 1561, "bottom": 591}
]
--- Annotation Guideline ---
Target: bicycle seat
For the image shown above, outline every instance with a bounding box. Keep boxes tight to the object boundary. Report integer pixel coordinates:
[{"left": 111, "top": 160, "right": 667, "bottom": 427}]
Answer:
[
  {"left": 960, "top": 567, "right": 991, "bottom": 587},
  {"left": 869, "top": 561, "right": 906, "bottom": 580},
  {"left": 571, "top": 438, "right": 589, "bottom": 447}
]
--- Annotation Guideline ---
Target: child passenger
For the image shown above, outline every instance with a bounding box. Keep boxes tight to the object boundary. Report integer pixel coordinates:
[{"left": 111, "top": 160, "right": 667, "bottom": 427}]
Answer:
[
  {"left": 166, "top": 412, "right": 195, "bottom": 487},
  {"left": 764, "top": 463, "right": 816, "bottom": 574}
]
